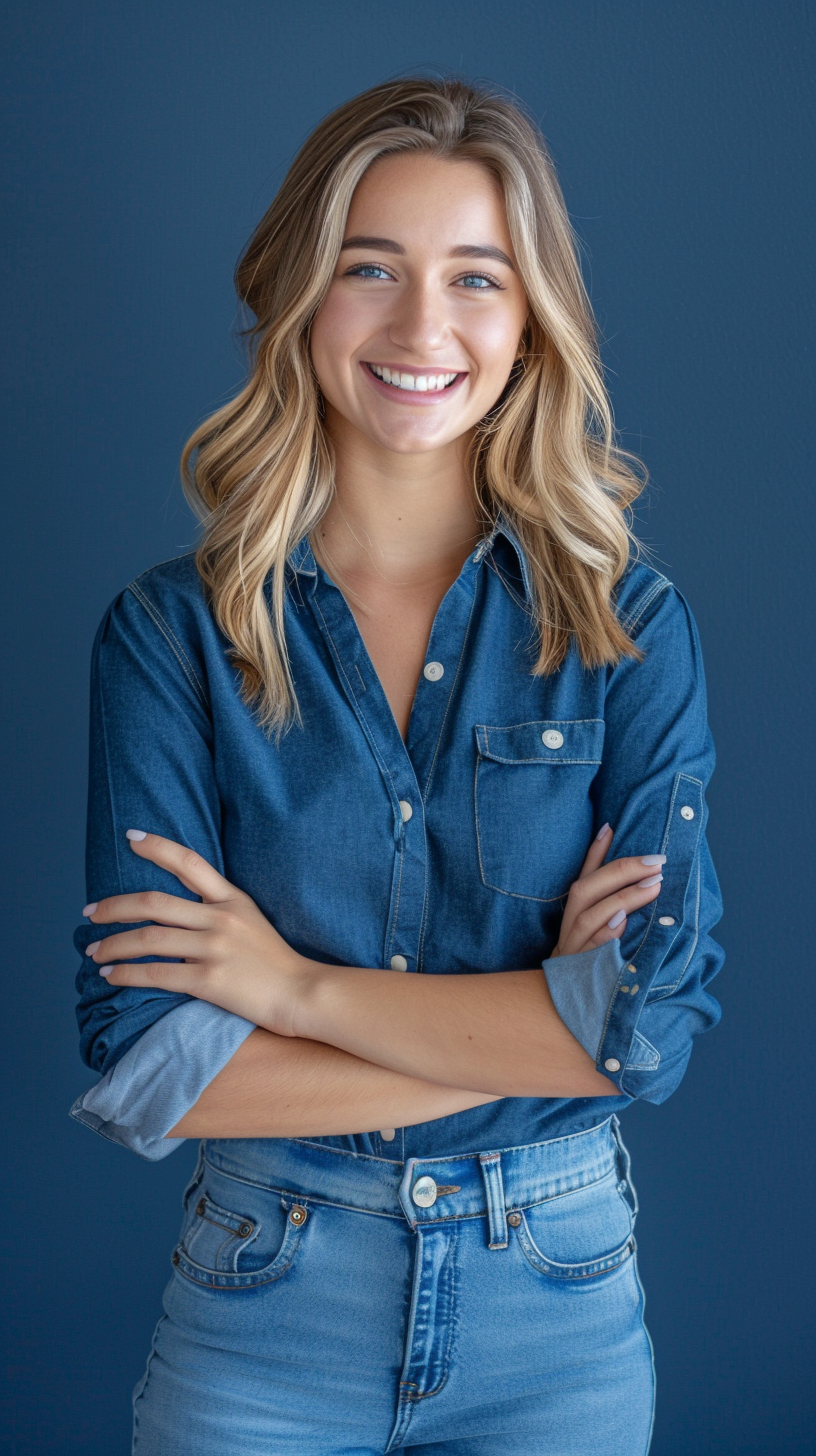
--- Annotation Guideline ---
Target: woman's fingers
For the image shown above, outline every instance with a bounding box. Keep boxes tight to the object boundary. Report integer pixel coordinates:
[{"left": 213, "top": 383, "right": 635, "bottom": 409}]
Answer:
[
  {"left": 85, "top": 925, "right": 204, "bottom": 966},
  {"left": 96, "top": 960, "right": 200, "bottom": 994},
  {"left": 85, "top": 889, "right": 211, "bottom": 929},
  {"left": 567, "top": 877, "right": 664, "bottom": 951},
  {"left": 124, "top": 831, "right": 240, "bottom": 904},
  {"left": 569, "top": 852, "right": 666, "bottom": 908},
  {"left": 576, "top": 822, "right": 614, "bottom": 879}
]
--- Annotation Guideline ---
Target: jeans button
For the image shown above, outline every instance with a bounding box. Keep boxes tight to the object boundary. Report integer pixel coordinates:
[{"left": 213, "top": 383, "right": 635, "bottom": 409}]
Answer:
[{"left": 412, "top": 1176, "right": 438, "bottom": 1208}]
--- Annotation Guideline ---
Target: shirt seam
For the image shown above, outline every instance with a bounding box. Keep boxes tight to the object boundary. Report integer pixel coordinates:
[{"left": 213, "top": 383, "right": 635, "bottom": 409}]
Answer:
[{"left": 127, "top": 581, "right": 208, "bottom": 708}]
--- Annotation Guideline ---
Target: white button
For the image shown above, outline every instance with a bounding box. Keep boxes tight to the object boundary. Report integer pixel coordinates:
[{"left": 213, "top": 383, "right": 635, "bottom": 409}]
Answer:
[
  {"left": 412, "top": 1175, "right": 438, "bottom": 1208},
  {"left": 604, "top": 1058, "right": 621, "bottom": 1073},
  {"left": 423, "top": 661, "right": 444, "bottom": 682},
  {"left": 399, "top": 800, "right": 413, "bottom": 822},
  {"left": 542, "top": 729, "right": 564, "bottom": 750},
  {"left": 658, "top": 915, "right": 676, "bottom": 926},
  {"left": 630, "top": 984, "right": 639, "bottom": 994},
  {"left": 379, "top": 1128, "right": 396, "bottom": 1141},
  {"left": 680, "top": 805, "right": 695, "bottom": 820},
  {"left": 390, "top": 955, "right": 408, "bottom": 972}
]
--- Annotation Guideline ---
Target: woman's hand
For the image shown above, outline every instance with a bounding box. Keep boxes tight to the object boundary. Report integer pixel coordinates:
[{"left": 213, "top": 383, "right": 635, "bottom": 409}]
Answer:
[
  {"left": 550, "top": 823, "right": 666, "bottom": 959},
  {"left": 83, "top": 831, "right": 310, "bottom": 1037}
]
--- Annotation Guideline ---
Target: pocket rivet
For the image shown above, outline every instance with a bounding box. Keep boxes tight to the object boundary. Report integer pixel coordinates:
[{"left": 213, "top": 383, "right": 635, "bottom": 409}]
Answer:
[
  {"left": 507, "top": 1211, "right": 522, "bottom": 1227},
  {"left": 172, "top": 1250, "right": 180, "bottom": 1266},
  {"left": 289, "top": 1205, "right": 308, "bottom": 1225},
  {"left": 196, "top": 1198, "right": 206, "bottom": 1216},
  {"left": 238, "top": 1222, "right": 253, "bottom": 1238}
]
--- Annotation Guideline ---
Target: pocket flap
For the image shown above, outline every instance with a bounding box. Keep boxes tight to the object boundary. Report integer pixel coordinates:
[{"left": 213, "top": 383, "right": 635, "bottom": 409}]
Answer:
[{"left": 475, "top": 719, "right": 605, "bottom": 765}]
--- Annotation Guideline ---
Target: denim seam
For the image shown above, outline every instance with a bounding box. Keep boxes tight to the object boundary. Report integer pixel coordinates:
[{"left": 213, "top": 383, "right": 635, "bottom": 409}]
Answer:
[
  {"left": 127, "top": 581, "right": 208, "bottom": 707},
  {"left": 421, "top": 581, "right": 479, "bottom": 801},
  {"left": 400, "top": 1225, "right": 459, "bottom": 1400},
  {"left": 620, "top": 575, "right": 671, "bottom": 636},
  {"left": 310, "top": 596, "right": 406, "bottom": 817}
]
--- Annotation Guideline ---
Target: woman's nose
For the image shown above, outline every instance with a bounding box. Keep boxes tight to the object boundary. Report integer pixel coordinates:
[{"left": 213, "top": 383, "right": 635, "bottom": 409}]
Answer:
[{"left": 387, "top": 281, "right": 451, "bottom": 356}]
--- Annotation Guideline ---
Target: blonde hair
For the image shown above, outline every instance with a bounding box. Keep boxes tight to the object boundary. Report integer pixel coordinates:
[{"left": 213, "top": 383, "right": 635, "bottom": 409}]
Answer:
[{"left": 181, "top": 76, "right": 646, "bottom": 732}]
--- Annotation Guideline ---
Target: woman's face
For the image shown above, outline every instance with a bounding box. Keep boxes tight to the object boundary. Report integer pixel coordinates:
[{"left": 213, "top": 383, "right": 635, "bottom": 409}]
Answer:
[{"left": 310, "top": 152, "right": 530, "bottom": 457}]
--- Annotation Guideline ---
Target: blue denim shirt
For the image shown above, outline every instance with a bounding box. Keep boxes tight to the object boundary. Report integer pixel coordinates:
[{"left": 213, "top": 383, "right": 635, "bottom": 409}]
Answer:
[{"left": 71, "top": 514, "right": 724, "bottom": 1160}]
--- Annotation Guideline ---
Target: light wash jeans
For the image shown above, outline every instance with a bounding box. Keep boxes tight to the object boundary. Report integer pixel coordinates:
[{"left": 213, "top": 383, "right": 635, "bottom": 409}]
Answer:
[{"left": 132, "top": 1116, "right": 655, "bottom": 1453}]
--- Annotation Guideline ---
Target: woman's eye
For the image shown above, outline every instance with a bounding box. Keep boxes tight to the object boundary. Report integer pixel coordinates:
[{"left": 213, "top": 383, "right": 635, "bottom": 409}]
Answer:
[
  {"left": 457, "top": 272, "right": 501, "bottom": 290},
  {"left": 345, "top": 264, "right": 392, "bottom": 280}
]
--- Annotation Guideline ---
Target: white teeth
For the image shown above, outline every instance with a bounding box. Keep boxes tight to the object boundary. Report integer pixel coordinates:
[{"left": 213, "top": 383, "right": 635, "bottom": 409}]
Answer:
[{"left": 369, "top": 364, "right": 459, "bottom": 392}]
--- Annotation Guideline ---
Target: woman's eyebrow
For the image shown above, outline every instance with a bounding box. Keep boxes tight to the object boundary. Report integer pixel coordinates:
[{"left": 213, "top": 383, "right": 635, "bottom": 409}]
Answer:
[{"left": 340, "top": 236, "right": 516, "bottom": 271}]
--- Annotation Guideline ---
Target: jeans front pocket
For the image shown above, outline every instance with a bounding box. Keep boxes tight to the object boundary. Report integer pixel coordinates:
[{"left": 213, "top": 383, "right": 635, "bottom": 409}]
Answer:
[
  {"left": 474, "top": 719, "right": 605, "bottom": 901},
  {"left": 172, "top": 1163, "right": 310, "bottom": 1291},
  {"left": 514, "top": 1166, "right": 636, "bottom": 1282}
]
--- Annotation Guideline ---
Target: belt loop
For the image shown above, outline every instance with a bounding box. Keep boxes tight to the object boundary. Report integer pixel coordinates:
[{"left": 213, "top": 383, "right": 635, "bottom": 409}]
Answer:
[{"left": 479, "top": 1152, "right": 508, "bottom": 1250}]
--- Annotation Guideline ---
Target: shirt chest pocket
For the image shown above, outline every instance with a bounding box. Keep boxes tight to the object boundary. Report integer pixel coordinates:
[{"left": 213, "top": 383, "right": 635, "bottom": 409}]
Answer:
[{"left": 474, "top": 719, "right": 605, "bottom": 902}]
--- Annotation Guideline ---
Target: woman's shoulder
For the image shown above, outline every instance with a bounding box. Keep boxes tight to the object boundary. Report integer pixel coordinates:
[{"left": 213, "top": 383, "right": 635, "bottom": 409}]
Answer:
[
  {"left": 100, "top": 551, "right": 209, "bottom": 632},
  {"left": 612, "top": 550, "right": 696, "bottom": 641},
  {"left": 93, "top": 551, "right": 222, "bottom": 678}
]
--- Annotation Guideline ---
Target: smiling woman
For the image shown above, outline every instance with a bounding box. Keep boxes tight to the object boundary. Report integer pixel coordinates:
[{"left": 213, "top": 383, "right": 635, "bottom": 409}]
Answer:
[{"left": 71, "top": 76, "right": 724, "bottom": 1455}]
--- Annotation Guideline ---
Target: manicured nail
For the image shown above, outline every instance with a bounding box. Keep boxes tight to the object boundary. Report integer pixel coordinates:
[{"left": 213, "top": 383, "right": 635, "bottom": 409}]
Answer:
[
  {"left": 85, "top": 941, "right": 100, "bottom": 956},
  {"left": 98, "top": 965, "right": 113, "bottom": 976},
  {"left": 638, "top": 874, "right": 663, "bottom": 888},
  {"left": 595, "top": 822, "right": 612, "bottom": 840},
  {"left": 126, "top": 829, "right": 147, "bottom": 841},
  {"left": 607, "top": 909, "right": 626, "bottom": 928},
  {"left": 82, "top": 903, "right": 98, "bottom": 917},
  {"left": 641, "top": 854, "right": 666, "bottom": 866}
]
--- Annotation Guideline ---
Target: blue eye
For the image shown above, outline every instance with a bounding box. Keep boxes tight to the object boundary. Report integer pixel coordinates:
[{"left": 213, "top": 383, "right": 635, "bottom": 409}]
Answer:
[
  {"left": 458, "top": 273, "right": 500, "bottom": 290},
  {"left": 346, "top": 264, "right": 392, "bottom": 280}
]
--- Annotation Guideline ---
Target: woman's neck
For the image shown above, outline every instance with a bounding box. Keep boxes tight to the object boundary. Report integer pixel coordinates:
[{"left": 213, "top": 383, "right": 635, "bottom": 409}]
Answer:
[{"left": 314, "top": 410, "right": 483, "bottom": 592}]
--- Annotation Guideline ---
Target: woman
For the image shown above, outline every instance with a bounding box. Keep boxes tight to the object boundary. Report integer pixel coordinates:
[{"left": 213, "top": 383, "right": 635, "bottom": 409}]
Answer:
[{"left": 72, "top": 77, "right": 724, "bottom": 1454}]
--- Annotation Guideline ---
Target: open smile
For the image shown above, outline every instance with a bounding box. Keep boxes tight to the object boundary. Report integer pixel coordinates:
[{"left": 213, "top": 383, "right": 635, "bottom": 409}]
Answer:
[{"left": 362, "top": 362, "right": 466, "bottom": 400}]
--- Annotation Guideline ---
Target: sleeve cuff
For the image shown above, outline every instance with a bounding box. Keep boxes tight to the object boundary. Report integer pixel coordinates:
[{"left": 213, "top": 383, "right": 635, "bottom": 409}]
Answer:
[
  {"left": 69, "top": 1000, "right": 255, "bottom": 1161},
  {"left": 542, "top": 938, "right": 625, "bottom": 1063}
]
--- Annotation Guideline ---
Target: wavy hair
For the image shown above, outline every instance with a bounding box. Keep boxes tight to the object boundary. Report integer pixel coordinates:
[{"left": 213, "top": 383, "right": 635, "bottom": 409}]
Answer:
[{"left": 181, "top": 76, "right": 646, "bottom": 731}]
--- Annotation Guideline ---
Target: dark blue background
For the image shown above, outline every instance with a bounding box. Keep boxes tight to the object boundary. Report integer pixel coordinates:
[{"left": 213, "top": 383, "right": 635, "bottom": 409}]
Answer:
[{"left": 3, "top": 3, "right": 813, "bottom": 1451}]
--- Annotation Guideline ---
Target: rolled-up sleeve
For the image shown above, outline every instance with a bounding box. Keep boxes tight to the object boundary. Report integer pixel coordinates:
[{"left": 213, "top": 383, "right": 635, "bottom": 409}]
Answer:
[
  {"left": 72, "top": 579, "right": 255, "bottom": 1151},
  {"left": 545, "top": 576, "right": 724, "bottom": 1104}
]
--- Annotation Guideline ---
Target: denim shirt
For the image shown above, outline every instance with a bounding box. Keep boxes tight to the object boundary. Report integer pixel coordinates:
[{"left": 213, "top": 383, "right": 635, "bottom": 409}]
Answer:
[{"left": 71, "top": 514, "right": 724, "bottom": 1161}]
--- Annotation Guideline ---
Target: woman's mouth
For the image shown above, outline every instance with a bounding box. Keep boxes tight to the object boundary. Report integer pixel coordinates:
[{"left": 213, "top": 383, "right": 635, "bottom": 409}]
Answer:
[{"left": 363, "top": 362, "right": 465, "bottom": 399}]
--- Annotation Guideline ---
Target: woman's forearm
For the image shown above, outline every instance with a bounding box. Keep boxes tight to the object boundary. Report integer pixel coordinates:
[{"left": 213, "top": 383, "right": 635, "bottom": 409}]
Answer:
[
  {"left": 294, "top": 964, "right": 620, "bottom": 1099},
  {"left": 166, "top": 1027, "right": 502, "bottom": 1139}
]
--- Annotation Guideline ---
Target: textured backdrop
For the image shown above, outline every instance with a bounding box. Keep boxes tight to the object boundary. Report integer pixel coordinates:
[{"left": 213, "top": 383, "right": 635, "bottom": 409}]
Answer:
[{"left": 2, "top": 3, "right": 813, "bottom": 1451}]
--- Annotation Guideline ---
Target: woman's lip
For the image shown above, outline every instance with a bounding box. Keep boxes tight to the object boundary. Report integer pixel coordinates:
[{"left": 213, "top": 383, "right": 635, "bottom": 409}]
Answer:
[{"left": 361, "top": 362, "right": 467, "bottom": 403}]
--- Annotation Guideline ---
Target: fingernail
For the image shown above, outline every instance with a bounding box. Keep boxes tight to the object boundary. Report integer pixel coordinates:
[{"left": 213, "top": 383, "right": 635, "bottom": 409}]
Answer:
[
  {"left": 595, "top": 822, "right": 612, "bottom": 840},
  {"left": 85, "top": 941, "right": 100, "bottom": 956},
  {"left": 607, "top": 909, "right": 626, "bottom": 928},
  {"left": 82, "top": 903, "right": 98, "bottom": 917},
  {"left": 638, "top": 873, "right": 663, "bottom": 888},
  {"left": 98, "top": 965, "right": 113, "bottom": 976},
  {"left": 641, "top": 854, "right": 666, "bottom": 866},
  {"left": 126, "top": 829, "right": 147, "bottom": 841}
]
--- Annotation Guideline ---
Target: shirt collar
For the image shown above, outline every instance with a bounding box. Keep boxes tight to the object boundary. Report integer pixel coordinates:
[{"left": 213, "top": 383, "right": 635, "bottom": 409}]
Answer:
[{"left": 286, "top": 507, "right": 533, "bottom": 605}]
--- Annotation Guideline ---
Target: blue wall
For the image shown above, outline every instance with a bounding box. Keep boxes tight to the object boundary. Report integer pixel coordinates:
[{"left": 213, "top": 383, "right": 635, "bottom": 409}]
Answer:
[{"left": 3, "top": 3, "right": 813, "bottom": 1451}]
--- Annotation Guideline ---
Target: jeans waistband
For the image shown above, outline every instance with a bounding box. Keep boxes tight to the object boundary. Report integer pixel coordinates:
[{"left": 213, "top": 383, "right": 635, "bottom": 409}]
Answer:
[{"left": 203, "top": 1117, "right": 628, "bottom": 1237}]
